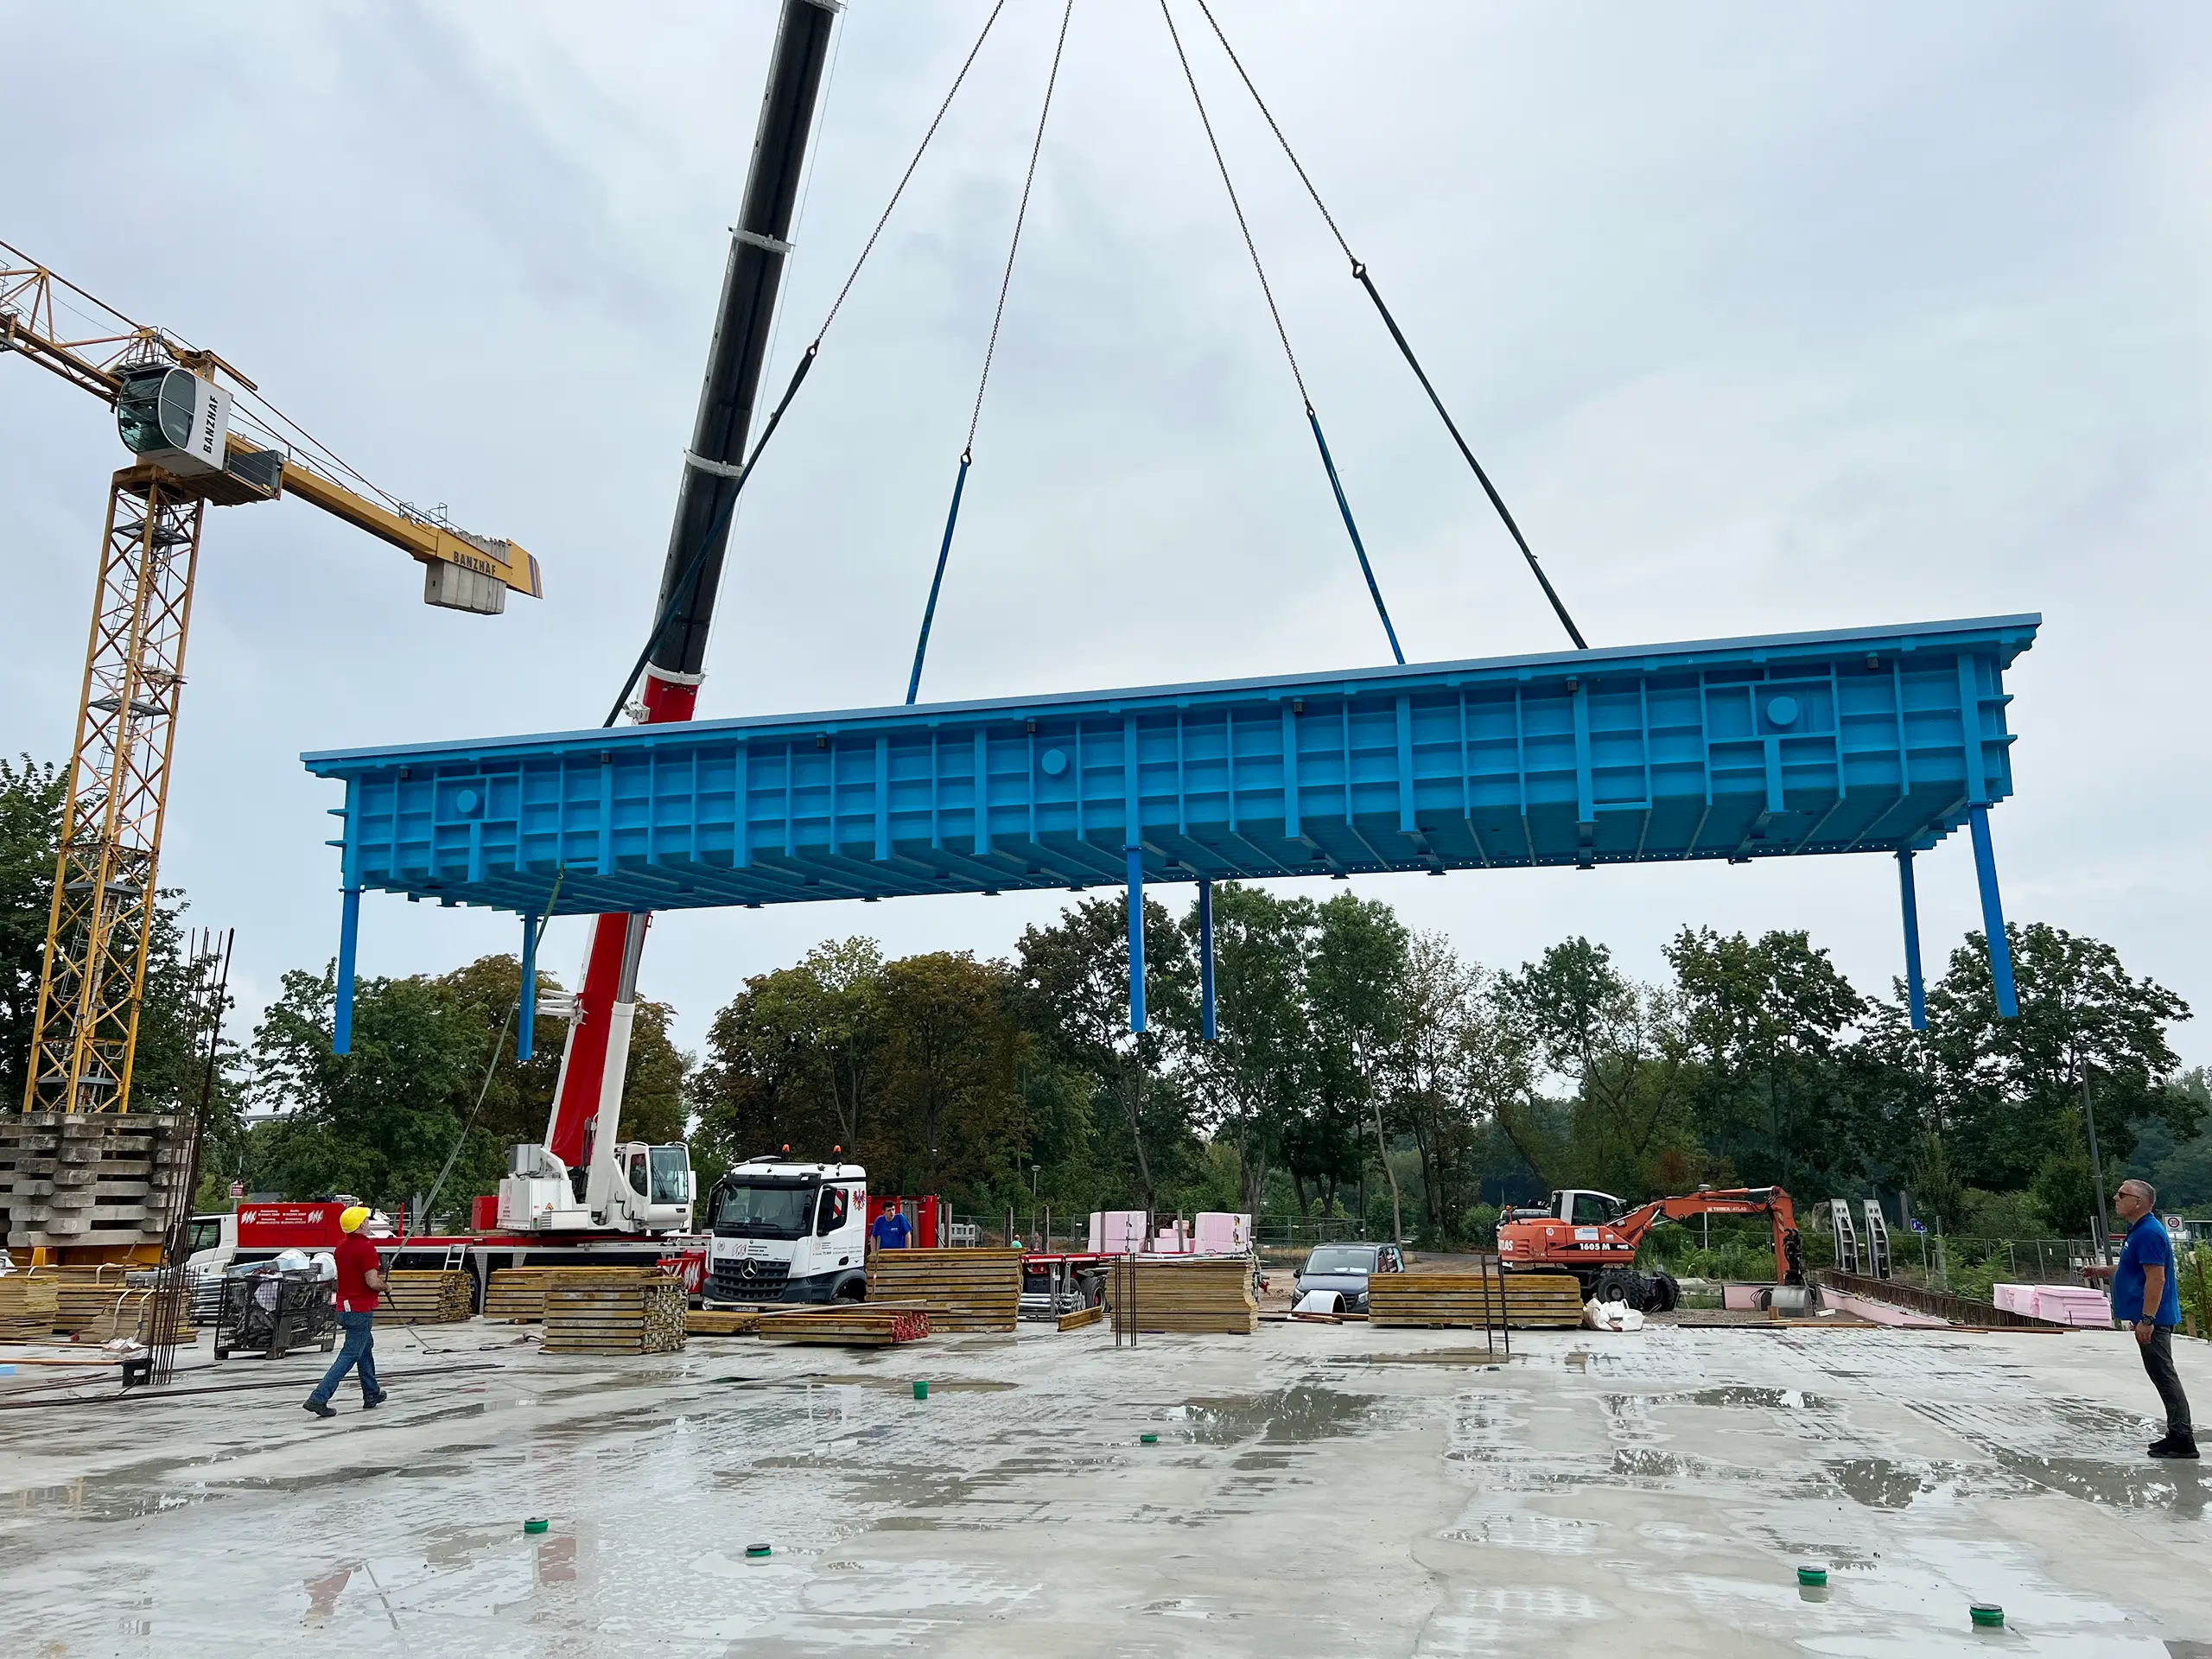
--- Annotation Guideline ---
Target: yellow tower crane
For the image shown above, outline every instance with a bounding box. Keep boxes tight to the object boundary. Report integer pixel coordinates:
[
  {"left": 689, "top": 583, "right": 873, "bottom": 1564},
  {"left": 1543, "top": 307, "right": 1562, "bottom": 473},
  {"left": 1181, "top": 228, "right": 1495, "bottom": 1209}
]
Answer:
[{"left": 2, "top": 236, "right": 543, "bottom": 1118}]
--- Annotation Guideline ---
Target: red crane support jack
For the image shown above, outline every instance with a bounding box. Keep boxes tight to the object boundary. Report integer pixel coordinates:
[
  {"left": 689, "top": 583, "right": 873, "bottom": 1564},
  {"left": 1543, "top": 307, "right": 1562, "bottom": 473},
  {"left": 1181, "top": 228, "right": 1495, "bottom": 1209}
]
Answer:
[{"left": 544, "top": 0, "right": 839, "bottom": 1179}]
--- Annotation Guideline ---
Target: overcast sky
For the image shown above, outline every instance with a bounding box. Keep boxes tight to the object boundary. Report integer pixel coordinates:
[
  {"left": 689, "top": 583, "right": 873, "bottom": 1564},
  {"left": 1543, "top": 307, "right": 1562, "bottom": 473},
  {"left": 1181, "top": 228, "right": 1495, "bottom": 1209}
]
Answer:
[{"left": 4, "top": 3, "right": 2208, "bottom": 1072}]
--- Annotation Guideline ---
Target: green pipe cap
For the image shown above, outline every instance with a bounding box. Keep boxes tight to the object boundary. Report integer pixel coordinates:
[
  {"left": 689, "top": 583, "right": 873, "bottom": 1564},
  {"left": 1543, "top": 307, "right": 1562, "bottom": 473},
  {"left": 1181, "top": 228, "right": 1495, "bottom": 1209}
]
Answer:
[
  {"left": 1140, "top": 1433, "right": 1159, "bottom": 1444},
  {"left": 524, "top": 1518, "right": 550, "bottom": 1535},
  {"left": 1970, "top": 1603, "right": 2004, "bottom": 1629},
  {"left": 1796, "top": 1566, "right": 1827, "bottom": 1586},
  {"left": 746, "top": 1544, "right": 772, "bottom": 1560}
]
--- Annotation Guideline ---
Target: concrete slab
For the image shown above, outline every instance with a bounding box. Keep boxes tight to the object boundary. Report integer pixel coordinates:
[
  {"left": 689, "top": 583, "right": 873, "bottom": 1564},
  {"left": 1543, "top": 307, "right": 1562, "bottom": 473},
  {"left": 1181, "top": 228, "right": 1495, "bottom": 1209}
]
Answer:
[{"left": 1, "top": 1320, "right": 2207, "bottom": 1655}]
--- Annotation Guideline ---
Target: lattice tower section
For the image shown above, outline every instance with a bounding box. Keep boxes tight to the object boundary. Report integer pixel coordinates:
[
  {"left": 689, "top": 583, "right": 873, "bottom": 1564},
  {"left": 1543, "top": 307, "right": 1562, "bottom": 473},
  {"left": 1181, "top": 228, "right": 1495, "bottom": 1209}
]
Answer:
[{"left": 25, "top": 467, "right": 205, "bottom": 1112}]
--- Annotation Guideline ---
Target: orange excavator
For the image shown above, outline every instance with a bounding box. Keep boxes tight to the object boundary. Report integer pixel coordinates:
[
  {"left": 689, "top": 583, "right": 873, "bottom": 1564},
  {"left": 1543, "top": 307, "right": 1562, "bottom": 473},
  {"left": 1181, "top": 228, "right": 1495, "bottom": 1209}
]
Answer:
[{"left": 1496, "top": 1185, "right": 1803, "bottom": 1313}]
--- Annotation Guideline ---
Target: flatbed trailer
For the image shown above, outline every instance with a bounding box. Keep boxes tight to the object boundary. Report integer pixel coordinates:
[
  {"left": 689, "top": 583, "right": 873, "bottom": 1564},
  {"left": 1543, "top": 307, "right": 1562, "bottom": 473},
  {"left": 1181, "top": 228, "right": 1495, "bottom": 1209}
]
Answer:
[
  {"left": 225, "top": 1204, "right": 702, "bottom": 1312},
  {"left": 1019, "top": 1253, "right": 1114, "bottom": 1319}
]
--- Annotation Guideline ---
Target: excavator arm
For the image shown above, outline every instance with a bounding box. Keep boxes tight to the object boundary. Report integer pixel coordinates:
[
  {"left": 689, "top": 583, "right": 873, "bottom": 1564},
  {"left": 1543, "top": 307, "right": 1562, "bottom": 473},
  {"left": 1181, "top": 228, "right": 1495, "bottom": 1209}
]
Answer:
[{"left": 1613, "top": 1186, "right": 1803, "bottom": 1285}]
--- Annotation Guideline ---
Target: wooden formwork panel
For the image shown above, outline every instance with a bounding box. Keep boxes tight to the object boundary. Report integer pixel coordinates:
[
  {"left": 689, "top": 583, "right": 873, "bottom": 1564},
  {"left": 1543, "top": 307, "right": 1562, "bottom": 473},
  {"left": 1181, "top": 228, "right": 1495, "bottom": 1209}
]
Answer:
[
  {"left": 1108, "top": 1258, "right": 1257, "bottom": 1336},
  {"left": 1368, "top": 1271, "right": 1583, "bottom": 1330},
  {"left": 865, "top": 1249, "right": 1020, "bottom": 1333}
]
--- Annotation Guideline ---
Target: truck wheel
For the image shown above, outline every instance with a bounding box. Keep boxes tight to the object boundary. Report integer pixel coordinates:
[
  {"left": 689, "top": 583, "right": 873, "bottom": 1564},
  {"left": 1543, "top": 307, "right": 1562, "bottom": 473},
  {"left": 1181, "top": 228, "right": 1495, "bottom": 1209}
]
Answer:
[
  {"left": 1592, "top": 1268, "right": 1637, "bottom": 1306},
  {"left": 1647, "top": 1270, "right": 1680, "bottom": 1313},
  {"left": 834, "top": 1277, "right": 866, "bottom": 1303}
]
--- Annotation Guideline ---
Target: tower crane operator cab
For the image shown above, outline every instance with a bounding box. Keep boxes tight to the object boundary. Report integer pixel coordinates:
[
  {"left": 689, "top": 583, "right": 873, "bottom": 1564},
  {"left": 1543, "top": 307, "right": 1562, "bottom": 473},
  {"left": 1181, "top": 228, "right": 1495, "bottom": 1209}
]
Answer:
[{"left": 702, "top": 1155, "right": 868, "bottom": 1306}]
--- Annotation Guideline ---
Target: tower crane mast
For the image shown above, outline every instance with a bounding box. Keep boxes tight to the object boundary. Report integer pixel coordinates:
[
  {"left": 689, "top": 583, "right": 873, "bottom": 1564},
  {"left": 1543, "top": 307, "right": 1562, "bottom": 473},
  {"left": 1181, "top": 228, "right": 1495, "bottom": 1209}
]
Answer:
[{"left": 1, "top": 238, "right": 542, "bottom": 1119}]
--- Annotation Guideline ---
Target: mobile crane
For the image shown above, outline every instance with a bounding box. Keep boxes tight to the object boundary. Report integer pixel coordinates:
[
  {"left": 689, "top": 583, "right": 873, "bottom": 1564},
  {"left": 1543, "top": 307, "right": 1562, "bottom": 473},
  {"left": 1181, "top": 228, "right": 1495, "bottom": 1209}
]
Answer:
[
  {"left": 2, "top": 238, "right": 541, "bottom": 1128},
  {"left": 526, "top": 0, "right": 838, "bottom": 1226},
  {"left": 1497, "top": 1185, "right": 1805, "bottom": 1313}
]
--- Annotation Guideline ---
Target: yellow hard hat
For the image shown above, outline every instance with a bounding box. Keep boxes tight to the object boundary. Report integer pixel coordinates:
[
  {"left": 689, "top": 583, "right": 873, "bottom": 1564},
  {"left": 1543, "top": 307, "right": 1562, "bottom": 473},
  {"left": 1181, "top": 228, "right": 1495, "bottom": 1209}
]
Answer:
[{"left": 339, "top": 1206, "right": 371, "bottom": 1234}]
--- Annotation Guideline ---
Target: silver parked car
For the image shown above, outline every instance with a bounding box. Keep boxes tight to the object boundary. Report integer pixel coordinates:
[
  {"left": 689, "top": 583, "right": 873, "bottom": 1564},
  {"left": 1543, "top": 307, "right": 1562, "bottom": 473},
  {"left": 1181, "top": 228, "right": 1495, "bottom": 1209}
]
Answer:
[{"left": 1294, "top": 1242, "right": 1403, "bottom": 1313}]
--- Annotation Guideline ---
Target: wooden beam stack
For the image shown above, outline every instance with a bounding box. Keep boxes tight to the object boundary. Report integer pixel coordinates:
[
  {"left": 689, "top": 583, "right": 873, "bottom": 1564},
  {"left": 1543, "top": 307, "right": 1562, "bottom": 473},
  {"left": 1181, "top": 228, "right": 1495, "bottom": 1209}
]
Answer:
[
  {"left": 382, "top": 1269, "right": 474, "bottom": 1325},
  {"left": 0, "top": 1276, "right": 60, "bottom": 1341},
  {"left": 1057, "top": 1301, "right": 1105, "bottom": 1332},
  {"left": 756, "top": 1306, "right": 931, "bottom": 1347},
  {"left": 483, "top": 1268, "right": 556, "bottom": 1323},
  {"left": 684, "top": 1306, "right": 766, "bottom": 1337},
  {"left": 865, "top": 1249, "right": 1020, "bottom": 1333},
  {"left": 1367, "top": 1271, "right": 1583, "bottom": 1330},
  {"left": 542, "top": 1269, "right": 687, "bottom": 1355},
  {"left": 1109, "top": 1258, "right": 1257, "bottom": 1336}
]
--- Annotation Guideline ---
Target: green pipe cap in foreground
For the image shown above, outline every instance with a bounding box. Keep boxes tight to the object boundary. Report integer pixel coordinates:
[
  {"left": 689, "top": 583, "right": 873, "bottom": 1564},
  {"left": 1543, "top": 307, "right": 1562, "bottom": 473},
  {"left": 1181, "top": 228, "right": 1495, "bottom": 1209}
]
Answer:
[
  {"left": 524, "top": 1519, "right": 550, "bottom": 1535},
  {"left": 1970, "top": 1603, "right": 2004, "bottom": 1629},
  {"left": 1796, "top": 1566, "right": 1827, "bottom": 1587}
]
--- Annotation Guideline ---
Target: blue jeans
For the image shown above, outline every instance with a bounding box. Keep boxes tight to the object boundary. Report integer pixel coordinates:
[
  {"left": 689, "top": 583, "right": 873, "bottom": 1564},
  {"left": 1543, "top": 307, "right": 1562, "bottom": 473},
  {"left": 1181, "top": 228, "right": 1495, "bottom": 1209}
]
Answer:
[{"left": 308, "top": 1311, "right": 380, "bottom": 1406}]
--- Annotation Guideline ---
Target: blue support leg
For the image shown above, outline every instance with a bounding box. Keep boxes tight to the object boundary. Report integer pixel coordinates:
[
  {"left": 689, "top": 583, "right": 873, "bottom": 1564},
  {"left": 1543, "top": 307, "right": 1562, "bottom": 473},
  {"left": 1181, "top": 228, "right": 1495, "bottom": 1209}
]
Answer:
[
  {"left": 1127, "top": 846, "right": 1147, "bottom": 1034},
  {"left": 334, "top": 887, "right": 361, "bottom": 1056},
  {"left": 1967, "top": 805, "right": 2019, "bottom": 1019},
  {"left": 1198, "top": 879, "right": 1217, "bottom": 1042},
  {"left": 1897, "top": 849, "right": 1927, "bottom": 1032},
  {"left": 518, "top": 911, "right": 538, "bottom": 1063}
]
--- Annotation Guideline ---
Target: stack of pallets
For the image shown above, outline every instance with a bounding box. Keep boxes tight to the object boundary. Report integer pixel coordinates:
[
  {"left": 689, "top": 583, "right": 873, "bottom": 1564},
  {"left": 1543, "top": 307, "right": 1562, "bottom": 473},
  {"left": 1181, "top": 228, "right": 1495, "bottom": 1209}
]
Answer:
[
  {"left": 1368, "top": 1271, "right": 1582, "bottom": 1330},
  {"left": 0, "top": 1276, "right": 60, "bottom": 1341},
  {"left": 482, "top": 1268, "right": 556, "bottom": 1323},
  {"left": 865, "top": 1249, "right": 1020, "bottom": 1333},
  {"left": 756, "top": 1306, "right": 931, "bottom": 1347},
  {"left": 541, "top": 1269, "right": 687, "bottom": 1355},
  {"left": 1109, "top": 1258, "right": 1257, "bottom": 1336},
  {"left": 381, "top": 1269, "right": 474, "bottom": 1325}
]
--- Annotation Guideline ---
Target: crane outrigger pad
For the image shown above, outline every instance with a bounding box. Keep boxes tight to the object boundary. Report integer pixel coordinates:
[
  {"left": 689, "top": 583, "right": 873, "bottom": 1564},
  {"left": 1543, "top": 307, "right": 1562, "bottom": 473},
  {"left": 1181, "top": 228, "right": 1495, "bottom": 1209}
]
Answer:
[{"left": 303, "top": 613, "right": 2034, "bottom": 917}]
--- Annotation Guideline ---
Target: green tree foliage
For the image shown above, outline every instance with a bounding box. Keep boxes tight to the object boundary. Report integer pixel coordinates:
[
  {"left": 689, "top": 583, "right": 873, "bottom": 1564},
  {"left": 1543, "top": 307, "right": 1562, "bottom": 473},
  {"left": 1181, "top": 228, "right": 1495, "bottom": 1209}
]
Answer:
[
  {"left": 1668, "top": 927, "right": 1866, "bottom": 1189},
  {"left": 1923, "top": 923, "right": 2193, "bottom": 1189},
  {"left": 245, "top": 954, "right": 686, "bottom": 1211},
  {"left": 1016, "top": 895, "right": 1197, "bottom": 1212},
  {"left": 0, "top": 756, "right": 67, "bottom": 1107}
]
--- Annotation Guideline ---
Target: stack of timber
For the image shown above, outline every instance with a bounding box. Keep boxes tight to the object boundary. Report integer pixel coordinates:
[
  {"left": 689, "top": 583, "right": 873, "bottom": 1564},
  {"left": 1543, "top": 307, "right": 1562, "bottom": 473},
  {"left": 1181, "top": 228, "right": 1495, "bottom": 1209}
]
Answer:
[
  {"left": 541, "top": 1269, "right": 687, "bottom": 1355},
  {"left": 0, "top": 1114, "right": 191, "bottom": 1254},
  {"left": 1057, "top": 1301, "right": 1106, "bottom": 1332},
  {"left": 482, "top": 1267, "right": 555, "bottom": 1322},
  {"left": 1109, "top": 1258, "right": 1258, "bottom": 1336},
  {"left": 0, "top": 1276, "right": 60, "bottom": 1341},
  {"left": 865, "top": 1249, "right": 1021, "bottom": 1333},
  {"left": 69, "top": 1287, "right": 194, "bottom": 1344},
  {"left": 30, "top": 1271, "right": 196, "bottom": 1343},
  {"left": 684, "top": 1306, "right": 766, "bottom": 1337},
  {"left": 382, "top": 1269, "right": 474, "bottom": 1325},
  {"left": 756, "top": 1306, "right": 931, "bottom": 1347},
  {"left": 1368, "top": 1271, "right": 1583, "bottom": 1330}
]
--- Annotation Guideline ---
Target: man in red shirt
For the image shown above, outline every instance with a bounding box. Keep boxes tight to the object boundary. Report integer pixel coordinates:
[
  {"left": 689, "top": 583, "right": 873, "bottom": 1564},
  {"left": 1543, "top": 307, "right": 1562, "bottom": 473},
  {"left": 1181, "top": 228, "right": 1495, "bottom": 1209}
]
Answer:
[{"left": 304, "top": 1205, "right": 388, "bottom": 1418}]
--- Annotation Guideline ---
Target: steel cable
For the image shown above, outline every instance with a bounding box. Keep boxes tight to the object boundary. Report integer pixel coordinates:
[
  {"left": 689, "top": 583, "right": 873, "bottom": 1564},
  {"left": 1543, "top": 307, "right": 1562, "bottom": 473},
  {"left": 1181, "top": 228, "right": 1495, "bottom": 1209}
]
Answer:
[
  {"left": 906, "top": 0, "right": 1078, "bottom": 704},
  {"left": 1188, "top": 0, "right": 1589, "bottom": 651},
  {"left": 1160, "top": 0, "right": 1402, "bottom": 664}
]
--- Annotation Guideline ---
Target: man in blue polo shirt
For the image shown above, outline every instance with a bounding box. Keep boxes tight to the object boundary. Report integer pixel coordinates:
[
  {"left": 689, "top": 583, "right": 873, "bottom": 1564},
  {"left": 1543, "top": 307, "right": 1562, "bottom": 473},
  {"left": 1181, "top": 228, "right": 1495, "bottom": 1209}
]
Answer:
[
  {"left": 2112, "top": 1179, "right": 2195, "bottom": 1459},
  {"left": 870, "top": 1205, "right": 912, "bottom": 1253}
]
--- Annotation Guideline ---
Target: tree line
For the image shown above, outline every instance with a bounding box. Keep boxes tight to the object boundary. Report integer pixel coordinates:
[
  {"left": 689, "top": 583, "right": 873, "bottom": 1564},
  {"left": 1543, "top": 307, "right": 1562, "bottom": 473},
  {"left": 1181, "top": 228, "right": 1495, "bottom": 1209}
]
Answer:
[{"left": 3, "top": 755, "right": 2207, "bottom": 1238}]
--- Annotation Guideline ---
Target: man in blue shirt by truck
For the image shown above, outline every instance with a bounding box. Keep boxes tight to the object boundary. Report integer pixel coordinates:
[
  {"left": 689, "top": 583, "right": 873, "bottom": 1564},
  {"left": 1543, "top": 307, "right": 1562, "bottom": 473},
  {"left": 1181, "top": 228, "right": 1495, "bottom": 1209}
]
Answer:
[
  {"left": 870, "top": 1205, "right": 912, "bottom": 1253},
  {"left": 2112, "top": 1179, "right": 2195, "bottom": 1459}
]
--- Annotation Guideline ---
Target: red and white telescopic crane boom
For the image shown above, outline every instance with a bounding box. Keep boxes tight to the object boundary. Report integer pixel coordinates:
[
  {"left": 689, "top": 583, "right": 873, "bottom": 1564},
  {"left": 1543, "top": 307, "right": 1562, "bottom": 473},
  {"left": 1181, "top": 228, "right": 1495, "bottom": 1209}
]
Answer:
[{"left": 543, "top": 0, "right": 838, "bottom": 1182}]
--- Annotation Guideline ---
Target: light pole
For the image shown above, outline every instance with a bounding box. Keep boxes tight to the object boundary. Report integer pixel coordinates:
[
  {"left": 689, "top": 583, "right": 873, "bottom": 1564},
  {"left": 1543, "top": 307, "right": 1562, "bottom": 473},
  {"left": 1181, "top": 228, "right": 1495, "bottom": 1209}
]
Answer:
[{"left": 2079, "top": 1059, "right": 2114, "bottom": 1263}]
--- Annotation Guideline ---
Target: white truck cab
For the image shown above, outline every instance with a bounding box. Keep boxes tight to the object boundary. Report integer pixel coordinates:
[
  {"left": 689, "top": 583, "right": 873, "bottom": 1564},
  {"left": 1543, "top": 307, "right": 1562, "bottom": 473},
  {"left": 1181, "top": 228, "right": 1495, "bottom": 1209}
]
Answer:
[{"left": 703, "top": 1157, "right": 868, "bottom": 1306}]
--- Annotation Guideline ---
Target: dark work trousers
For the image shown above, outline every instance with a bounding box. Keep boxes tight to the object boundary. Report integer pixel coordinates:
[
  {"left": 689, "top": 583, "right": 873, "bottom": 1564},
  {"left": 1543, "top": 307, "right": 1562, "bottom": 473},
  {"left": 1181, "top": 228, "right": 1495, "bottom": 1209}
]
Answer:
[{"left": 2141, "top": 1325, "right": 2195, "bottom": 1440}]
